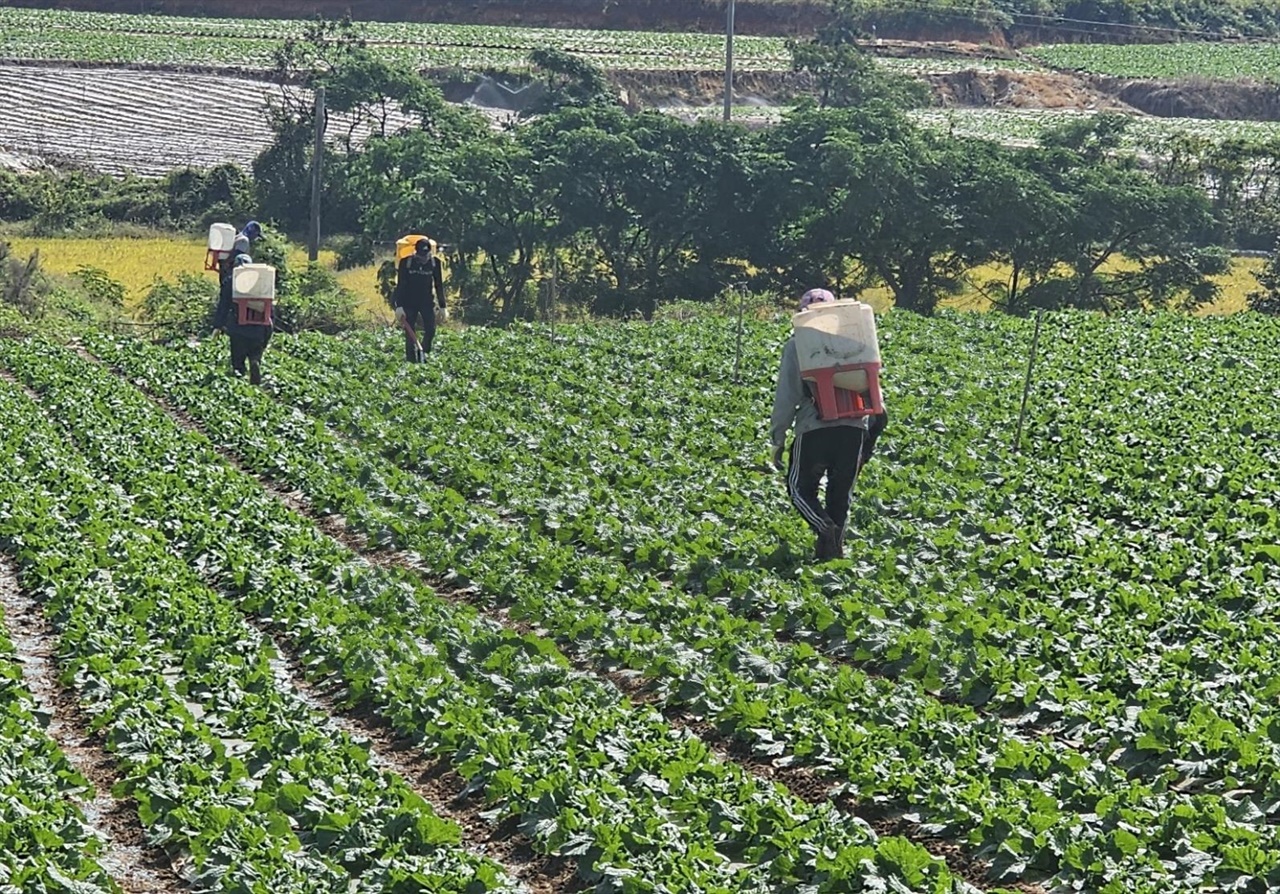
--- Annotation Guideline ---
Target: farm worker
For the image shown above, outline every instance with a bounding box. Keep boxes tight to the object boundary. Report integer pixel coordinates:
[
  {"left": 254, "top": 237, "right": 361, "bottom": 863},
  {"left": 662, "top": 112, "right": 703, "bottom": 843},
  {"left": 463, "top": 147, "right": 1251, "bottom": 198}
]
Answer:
[
  {"left": 769, "top": 288, "right": 888, "bottom": 561},
  {"left": 393, "top": 237, "right": 447, "bottom": 362},
  {"left": 212, "top": 234, "right": 273, "bottom": 386}
]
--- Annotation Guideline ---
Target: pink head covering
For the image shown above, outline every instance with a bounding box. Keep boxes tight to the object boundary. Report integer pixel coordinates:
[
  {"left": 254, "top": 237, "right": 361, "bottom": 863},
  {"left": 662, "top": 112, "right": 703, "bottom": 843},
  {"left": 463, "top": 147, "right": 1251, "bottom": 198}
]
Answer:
[{"left": 799, "top": 288, "right": 836, "bottom": 311}]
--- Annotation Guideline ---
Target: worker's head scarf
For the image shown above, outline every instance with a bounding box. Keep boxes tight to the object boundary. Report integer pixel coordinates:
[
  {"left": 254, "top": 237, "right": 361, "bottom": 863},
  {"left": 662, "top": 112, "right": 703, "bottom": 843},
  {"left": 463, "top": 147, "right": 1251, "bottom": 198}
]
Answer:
[
  {"left": 799, "top": 288, "right": 836, "bottom": 311},
  {"left": 243, "top": 221, "right": 262, "bottom": 241}
]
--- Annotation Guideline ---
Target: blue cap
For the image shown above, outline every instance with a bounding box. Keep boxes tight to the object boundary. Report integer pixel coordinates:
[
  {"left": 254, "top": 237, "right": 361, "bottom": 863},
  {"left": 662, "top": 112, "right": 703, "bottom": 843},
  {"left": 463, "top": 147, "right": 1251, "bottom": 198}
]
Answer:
[{"left": 243, "top": 220, "right": 262, "bottom": 240}]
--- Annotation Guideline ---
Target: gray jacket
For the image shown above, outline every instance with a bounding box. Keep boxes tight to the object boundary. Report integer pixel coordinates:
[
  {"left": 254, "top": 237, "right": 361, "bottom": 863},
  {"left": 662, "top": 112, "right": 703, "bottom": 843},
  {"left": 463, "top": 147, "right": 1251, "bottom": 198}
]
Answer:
[{"left": 770, "top": 337, "right": 872, "bottom": 448}]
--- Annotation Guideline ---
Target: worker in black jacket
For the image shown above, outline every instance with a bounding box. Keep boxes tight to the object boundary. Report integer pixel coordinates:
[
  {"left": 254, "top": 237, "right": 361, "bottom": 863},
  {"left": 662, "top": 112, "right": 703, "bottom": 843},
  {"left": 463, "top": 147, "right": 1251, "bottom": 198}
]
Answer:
[
  {"left": 212, "top": 235, "right": 272, "bottom": 385},
  {"left": 393, "top": 237, "right": 447, "bottom": 362}
]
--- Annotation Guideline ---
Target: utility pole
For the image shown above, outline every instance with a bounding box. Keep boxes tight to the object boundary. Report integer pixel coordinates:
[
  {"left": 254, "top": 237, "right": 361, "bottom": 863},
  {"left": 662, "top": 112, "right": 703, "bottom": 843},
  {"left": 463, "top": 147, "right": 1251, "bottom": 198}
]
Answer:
[
  {"left": 723, "top": 0, "right": 735, "bottom": 122},
  {"left": 308, "top": 86, "right": 325, "bottom": 262}
]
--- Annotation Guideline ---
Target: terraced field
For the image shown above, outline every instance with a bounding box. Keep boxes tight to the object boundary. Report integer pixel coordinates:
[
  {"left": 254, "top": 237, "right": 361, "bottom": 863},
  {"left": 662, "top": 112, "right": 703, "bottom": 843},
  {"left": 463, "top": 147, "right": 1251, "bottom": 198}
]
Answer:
[{"left": 1030, "top": 39, "right": 1280, "bottom": 82}]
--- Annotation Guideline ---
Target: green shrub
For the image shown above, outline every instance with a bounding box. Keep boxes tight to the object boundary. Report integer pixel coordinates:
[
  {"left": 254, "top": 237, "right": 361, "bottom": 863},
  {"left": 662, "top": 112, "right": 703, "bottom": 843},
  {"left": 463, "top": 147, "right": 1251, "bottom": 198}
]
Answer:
[
  {"left": 334, "top": 235, "right": 375, "bottom": 270},
  {"left": 275, "top": 262, "right": 359, "bottom": 333},
  {"left": 1248, "top": 242, "right": 1280, "bottom": 315},
  {"left": 72, "top": 266, "right": 126, "bottom": 309},
  {"left": 138, "top": 272, "right": 218, "bottom": 336},
  {"left": 0, "top": 240, "right": 51, "bottom": 316}
]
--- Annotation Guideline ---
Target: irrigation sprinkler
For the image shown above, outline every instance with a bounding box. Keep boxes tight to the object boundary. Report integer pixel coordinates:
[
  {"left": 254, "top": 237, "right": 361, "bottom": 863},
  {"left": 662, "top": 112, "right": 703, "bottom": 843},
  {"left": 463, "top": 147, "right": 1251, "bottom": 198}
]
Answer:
[
  {"left": 1013, "top": 307, "right": 1044, "bottom": 454},
  {"left": 723, "top": 0, "right": 735, "bottom": 122},
  {"left": 732, "top": 283, "right": 746, "bottom": 383}
]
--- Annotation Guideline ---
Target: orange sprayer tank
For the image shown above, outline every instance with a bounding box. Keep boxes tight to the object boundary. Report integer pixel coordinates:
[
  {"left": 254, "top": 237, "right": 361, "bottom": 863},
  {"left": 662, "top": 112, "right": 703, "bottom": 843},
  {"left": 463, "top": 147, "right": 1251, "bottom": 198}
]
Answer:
[
  {"left": 205, "top": 222, "right": 236, "bottom": 272},
  {"left": 791, "top": 300, "right": 884, "bottom": 420},
  {"left": 231, "top": 264, "right": 276, "bottom": 327}
]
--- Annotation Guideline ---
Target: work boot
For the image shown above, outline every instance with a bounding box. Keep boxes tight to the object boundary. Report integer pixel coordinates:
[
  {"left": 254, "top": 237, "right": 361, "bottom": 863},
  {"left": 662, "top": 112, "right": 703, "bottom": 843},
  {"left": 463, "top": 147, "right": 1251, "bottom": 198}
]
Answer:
[{"left": 815, "top": 527, "right": 842, "bottom": 561}]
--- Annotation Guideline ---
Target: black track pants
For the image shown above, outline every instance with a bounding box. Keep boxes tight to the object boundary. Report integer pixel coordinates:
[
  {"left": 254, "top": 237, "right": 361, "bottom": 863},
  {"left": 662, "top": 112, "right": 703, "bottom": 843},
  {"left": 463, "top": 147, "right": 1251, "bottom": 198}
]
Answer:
[
  {"left": 400, "top": 302, "right": 437, "bottom": 360},
  {"left": 785, "top": 409, "right": 888, "bottom": 536}
]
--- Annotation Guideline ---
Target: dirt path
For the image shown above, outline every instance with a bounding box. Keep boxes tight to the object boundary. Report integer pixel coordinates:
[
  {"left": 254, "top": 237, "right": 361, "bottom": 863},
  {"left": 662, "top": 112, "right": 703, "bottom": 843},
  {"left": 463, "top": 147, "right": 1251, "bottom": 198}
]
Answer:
[{"left": 0, "top": 555, "right": 190, "bottom": 894}]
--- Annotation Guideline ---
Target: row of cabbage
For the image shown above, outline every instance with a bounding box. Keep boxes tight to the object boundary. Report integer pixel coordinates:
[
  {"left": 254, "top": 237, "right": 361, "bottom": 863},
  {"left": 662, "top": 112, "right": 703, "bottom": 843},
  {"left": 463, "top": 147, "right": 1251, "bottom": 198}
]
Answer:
[
  {"left": 253, "top": 314, "right": 1280, "bottom": 810},
  {"left": 910, "top": 107, "right": 1280, "bottom": 147},
  {"left": 0, "top": 596, "right": 119, "bottom": 893},
  {"left": 1030, "top": 39, "right": 1280, "bottom": 82},
  {"left": 0, "top": 368, "right": 521, "bottom": 892},
  {"left": 82, "top": 311, "right": 1280, "bottom": 893},
  {"left": 0, "top": 335, "right": 960, "bottom": 894}
]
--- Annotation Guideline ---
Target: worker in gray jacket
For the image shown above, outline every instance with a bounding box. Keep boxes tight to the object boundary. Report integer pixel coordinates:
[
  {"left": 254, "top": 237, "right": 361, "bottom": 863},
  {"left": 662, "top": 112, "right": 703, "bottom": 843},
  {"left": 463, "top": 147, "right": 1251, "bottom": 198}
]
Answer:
[{"left": 770, "top": 288, "right": 887, "bottom": 561}]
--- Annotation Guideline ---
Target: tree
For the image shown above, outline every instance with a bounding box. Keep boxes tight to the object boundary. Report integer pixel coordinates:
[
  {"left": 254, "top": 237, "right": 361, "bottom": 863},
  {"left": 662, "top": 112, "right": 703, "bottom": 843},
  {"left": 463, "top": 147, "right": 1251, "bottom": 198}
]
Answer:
[
  {"left": 1034, "top": 158, "right": 1220, "bottom": 312},
  {"left": 787, "top": 0, "right": 930, "bottom": 109},
  {"left": 1247, "top": 240, "right": 1280, "bottom": 314},
  {"left": 850, "top": 136, "right": 1013, "bottom": 314},
  {"left": 966, "top": 147, "right": 1070, "bottom": 315},
  {"left": 527, "top": 106, "right": 748, "bottom": 318},
  {"left": 254, "top": 15, "right": 485, "bottom": 235},
  {"left": 423, "top": 136, "right": 553, "bottom": 323},
  {"left": 522, "top": 48, "right": 617, "bottom": 117},
  {"left": 743, "top": 104, "right": 916, "bottom": 295}
]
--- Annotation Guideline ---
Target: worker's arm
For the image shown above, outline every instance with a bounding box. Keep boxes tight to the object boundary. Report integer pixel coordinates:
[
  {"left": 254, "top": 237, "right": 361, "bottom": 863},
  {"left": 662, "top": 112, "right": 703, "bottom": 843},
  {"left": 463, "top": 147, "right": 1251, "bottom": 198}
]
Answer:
[
  {"left": 433, "top": 259, "right": 446, "bottom": 309},
  {"left": 212, "top": 276, "right": 233, "bottom": 331},
  {"left": 769, "top": 339, "right": 804, "bottom": 450},
  {"left": 392, "top": 259, "right": 408, "bottom": 308}
]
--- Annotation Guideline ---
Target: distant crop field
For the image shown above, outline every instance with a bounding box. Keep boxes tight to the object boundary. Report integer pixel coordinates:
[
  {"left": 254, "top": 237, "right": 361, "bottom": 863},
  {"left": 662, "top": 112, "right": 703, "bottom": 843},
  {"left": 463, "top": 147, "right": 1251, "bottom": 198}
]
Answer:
[
  {"left": 1029, "top": 40, "right": 1280, "bottom": 81},
  {"left": 910, "top": 106, "right": 1280, "bottom": 146},
  {"left": 0, "top": 6, "right": 793, "bottom": 71}
]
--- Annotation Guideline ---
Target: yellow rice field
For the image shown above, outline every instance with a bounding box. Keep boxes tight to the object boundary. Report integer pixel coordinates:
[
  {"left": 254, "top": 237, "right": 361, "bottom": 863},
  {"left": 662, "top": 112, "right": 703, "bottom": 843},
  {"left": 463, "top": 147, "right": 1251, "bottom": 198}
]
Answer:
[
  {"left": 4, "top": 235, "right": 1263, "bottom": 319},
  {"left": 4, "top": 235, "right": 388, "bottom": 317}
]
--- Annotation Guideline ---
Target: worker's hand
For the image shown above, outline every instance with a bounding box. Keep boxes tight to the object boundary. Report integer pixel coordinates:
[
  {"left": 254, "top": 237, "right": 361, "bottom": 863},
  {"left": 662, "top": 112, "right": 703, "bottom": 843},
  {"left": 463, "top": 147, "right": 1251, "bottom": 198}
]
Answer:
[
  {"left": 394, "top": 306, "right": 407, "bottom": 324},
  {"left": 436, "top": 306, "right": 449, "bottom": 323},
  {"left": 770, "top": 443, "right": 785, "bottom": 473},
  {"left": 212, "top": 327, "right": 225, "bottom": 337}
]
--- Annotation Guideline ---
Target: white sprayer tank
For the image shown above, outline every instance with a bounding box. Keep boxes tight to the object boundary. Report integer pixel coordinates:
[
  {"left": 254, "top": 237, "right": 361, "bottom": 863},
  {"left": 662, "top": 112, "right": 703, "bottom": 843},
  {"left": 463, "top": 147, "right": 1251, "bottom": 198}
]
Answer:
[
  {"left": 792, "top": 299, "right": 881, "bottom": 391},
  {"left": 207, "top": 223, "right": 236, "bottom": 258},
  {"left": 232, "top": 264, "right": 276, "bottom": 300}
]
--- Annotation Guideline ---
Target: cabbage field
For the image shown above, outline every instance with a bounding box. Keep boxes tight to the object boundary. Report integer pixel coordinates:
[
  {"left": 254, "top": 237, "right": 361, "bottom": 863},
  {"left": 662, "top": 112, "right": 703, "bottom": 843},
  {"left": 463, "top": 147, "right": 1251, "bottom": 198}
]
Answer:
[{"left": 2, "top": 310, "right": 1280, "bottom": 893}]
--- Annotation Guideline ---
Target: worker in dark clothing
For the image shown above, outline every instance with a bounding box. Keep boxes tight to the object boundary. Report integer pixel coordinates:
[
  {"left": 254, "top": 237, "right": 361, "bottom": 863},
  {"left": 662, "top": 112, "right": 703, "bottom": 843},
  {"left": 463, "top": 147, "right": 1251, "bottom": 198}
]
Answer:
[
  {"left": 212, "top": 234, "right": 272, "bottom": 385},
  {"left": 770, "top": 288, "right": 888, "bottom": 561},
  {"left": 393, "top": 237, "right": 447, "bottom": 362}
]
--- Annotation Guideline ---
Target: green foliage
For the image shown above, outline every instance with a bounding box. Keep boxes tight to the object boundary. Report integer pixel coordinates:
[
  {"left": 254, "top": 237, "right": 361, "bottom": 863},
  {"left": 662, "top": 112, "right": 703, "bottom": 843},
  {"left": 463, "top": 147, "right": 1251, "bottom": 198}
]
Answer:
[
  {"left": 61, "top": 308, "right": 1280, "bottom": 894},
  {"left": 1247, "top": 240, "right": 1280, "bottom": 313},
  {"left": 376, "top": 258, "right": 397, "bottom": 308},
  {"left": 0, "top": 170, "right": 39, "bottom": 222},
  {"left": 332, "top": 233, "right": 375, "bottom": 270},
  {"left": 523, "top": 47, "right": 617, "bottom": 116},
  {"left": 71, "top": 266, "right": 125, "bottom": 309},
  {"left": 137, "top": 271, "right": 218, "bottom": 335},
  {"left": 788, "top": 0, "right": 932, "bottom": 110},
  {"left": 0, "top": 164, "right": 256, "bottom": 234},
  {"left": 274, "top": 262, "right": 360, "bottom": 333},
  {"left": 0, "top": 240, "right": 49, "bottom": 316}
]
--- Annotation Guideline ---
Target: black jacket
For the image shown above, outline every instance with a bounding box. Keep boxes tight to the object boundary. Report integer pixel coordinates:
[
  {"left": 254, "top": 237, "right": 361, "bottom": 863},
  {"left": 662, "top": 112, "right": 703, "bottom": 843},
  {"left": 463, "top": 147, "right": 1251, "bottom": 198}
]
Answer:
[
  {"left": 393, "top": 255, "right": 445, "bottom": 309},
  {"left": 214, "top": 253, "right": 272, "bottom": 339}
]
